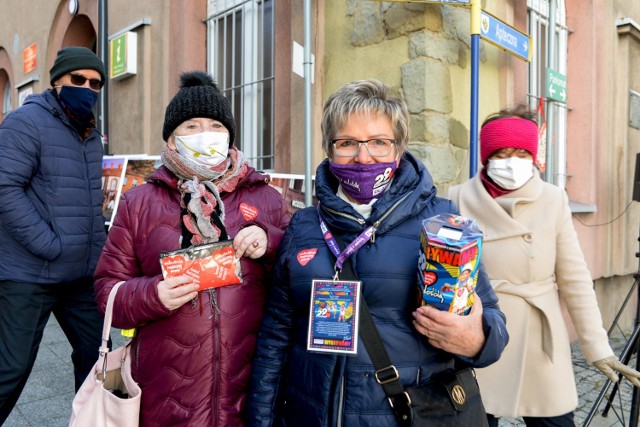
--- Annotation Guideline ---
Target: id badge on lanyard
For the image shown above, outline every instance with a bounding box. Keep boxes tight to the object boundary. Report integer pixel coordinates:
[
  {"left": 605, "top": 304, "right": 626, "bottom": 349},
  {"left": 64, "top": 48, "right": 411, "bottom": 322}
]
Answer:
[
  {"left": 306, "top": 206, "right": 370, "bottom": 355},
  {"left": 307, "top": 279, "right": 361, "bottom": 355}
]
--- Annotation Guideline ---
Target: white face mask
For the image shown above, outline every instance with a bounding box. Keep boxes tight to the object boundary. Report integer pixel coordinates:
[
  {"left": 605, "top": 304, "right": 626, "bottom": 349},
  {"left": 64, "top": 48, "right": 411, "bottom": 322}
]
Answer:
[
  {"left": 173, "top": 132, "right": 230, "bottom": 166},
  {"left": 487, "top": 157, "right": 534, "bottom": 190}
]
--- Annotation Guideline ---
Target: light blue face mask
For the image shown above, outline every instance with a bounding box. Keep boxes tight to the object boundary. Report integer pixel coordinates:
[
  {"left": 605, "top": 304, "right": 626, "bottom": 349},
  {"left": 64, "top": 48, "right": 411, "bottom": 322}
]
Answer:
[{"left": 57, "top": 85, "right": 99, "bottom": 116}]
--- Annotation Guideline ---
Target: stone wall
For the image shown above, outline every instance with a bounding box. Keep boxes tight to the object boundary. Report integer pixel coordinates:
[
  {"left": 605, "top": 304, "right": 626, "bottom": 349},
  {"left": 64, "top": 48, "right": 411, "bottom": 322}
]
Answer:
[{"left": 345, "top": 1, "right": 487, "bottom": 188}]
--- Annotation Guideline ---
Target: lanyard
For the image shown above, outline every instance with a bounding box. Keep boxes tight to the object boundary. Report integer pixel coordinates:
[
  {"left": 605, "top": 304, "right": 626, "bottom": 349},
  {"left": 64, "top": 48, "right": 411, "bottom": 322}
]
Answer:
[{"left": 318, "top": 205, "right": 373, "bottom": 277}]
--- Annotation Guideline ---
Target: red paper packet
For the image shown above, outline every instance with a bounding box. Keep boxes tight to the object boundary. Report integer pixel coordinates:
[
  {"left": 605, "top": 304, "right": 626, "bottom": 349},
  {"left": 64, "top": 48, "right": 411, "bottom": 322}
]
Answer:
[{"left": 159, "top": 241, "right": 243, "bottom": 291}]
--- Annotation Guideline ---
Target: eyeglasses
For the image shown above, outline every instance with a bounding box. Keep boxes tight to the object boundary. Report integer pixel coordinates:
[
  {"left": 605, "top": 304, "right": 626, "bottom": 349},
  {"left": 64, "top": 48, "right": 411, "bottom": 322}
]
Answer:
[
  {"left": 332, "top": 138, "right": 396, "bottom": 157},
  {"left": 69, "top": 73, "right": 104, "bottom": 90}
]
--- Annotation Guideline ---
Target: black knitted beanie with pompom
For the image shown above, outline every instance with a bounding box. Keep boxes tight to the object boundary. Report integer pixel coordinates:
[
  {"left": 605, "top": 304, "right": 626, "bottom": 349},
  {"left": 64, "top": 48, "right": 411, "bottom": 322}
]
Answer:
[{"left": 162, "top": 71, "right": 235, "bottom": 145}]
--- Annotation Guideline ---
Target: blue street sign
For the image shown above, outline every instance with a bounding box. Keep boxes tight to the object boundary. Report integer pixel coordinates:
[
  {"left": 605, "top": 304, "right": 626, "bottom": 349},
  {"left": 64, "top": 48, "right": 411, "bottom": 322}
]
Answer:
[{"left": 480, "top": 10, "right": 531, "bottom": 62}]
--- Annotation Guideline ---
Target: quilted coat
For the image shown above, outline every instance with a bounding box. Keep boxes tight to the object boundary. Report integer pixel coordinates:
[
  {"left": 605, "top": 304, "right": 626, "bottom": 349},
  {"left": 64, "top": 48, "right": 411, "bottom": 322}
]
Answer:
[
  {"left": 0, "top": 90, "right": 106, "bottom": 283},
  {"left": 94, "top": 165, "right": 290, "bottom": 426},
  {"left": 246, "top": 153, "right": 509, "bottom": 427},
  {"left": 448, "top": 170, "right": 613, "bottom": 417}
]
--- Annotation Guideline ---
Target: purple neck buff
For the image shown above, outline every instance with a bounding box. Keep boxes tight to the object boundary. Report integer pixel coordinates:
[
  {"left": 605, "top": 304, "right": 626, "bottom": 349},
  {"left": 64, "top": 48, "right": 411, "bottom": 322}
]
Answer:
[{"left": 329, "top": 161, "right": 397, "bottom": 204}]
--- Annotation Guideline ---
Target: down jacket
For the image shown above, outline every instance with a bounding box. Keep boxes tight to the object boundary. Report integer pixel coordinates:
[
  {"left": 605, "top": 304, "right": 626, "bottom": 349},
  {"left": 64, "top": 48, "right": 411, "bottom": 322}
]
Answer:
[
  {"left": 0, "top": 90, "right": 106, "bottom": 283},
  {"left": 94, "top": 165, "right": 290, "bottom": 426},
  {"left": 246, "top": 153, "right": 509, "bottom": 427}
]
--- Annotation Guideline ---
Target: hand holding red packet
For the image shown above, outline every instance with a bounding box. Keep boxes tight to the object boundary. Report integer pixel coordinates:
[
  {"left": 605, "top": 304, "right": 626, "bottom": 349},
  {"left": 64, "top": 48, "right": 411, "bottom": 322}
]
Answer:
[{"left": 160, "top": 241, "right": 243, "bottom": 291}]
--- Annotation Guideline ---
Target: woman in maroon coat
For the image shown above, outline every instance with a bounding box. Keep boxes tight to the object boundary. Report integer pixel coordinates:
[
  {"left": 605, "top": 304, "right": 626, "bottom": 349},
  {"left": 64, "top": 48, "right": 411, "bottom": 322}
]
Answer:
[{"left": 94, "top": 71, "right": 290, "bottom": 426}]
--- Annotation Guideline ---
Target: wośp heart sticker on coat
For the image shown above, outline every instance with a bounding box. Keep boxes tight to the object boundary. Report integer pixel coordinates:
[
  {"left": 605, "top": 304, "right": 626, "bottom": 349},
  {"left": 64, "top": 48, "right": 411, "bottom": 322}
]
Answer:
[
  {"left": 297, "top": 248, "right": 317, "bottom": 266},
  {"left": 240, "top": 203, "right": 258, "bottom": 221}
]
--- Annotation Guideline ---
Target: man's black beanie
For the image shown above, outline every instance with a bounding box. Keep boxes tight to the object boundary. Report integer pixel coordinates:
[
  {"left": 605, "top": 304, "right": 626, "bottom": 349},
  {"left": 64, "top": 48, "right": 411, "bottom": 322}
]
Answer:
[
  {"left": 162, "top": 71, "right": 235, "bottom": 146},
  {"left": 49, "top": 46, "right": 106, "bottom": 86}
]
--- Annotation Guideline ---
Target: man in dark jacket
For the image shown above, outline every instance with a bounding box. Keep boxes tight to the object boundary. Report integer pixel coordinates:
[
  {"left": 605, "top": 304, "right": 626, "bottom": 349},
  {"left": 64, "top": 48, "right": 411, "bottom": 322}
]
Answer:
[{"left": 0, "top": 46, "right": 107, "bottom": 423}]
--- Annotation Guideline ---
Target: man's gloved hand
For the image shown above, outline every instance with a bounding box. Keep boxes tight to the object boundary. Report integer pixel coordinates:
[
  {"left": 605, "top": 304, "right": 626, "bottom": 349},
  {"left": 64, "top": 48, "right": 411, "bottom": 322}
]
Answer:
[{"left": 593, "top": 356, "right": 640, "bottom": 387}]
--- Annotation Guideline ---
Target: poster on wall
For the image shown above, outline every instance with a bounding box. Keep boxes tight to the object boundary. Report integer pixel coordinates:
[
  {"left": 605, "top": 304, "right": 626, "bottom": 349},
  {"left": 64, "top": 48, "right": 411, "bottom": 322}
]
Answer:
[
  {"left": 102, "top": 155, "right": 161, "bottom": 228},
  {"left": 268, "top": 173, "right": 317, "bottom": 215},
  {"left": 102, "top": 167, "right": 314, "bottom": 227},
  {"left": 121, "top": 156, "right": 162, "bottom": 193},
  {"left": 101, "top": 156, "right": 126, "bottom": 225}
]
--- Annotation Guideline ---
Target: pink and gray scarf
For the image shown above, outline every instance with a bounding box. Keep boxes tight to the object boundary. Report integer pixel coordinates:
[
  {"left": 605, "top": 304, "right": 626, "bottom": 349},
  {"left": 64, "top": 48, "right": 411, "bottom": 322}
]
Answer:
[{"left": 161, "top": 146, "right": 249, "bottom": 248}]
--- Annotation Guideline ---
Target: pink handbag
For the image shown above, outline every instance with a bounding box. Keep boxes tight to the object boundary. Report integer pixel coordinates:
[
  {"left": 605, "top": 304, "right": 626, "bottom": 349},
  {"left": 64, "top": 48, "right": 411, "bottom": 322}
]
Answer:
[{"left": 69, "top": 281, "right": 141, "bottom": 427}]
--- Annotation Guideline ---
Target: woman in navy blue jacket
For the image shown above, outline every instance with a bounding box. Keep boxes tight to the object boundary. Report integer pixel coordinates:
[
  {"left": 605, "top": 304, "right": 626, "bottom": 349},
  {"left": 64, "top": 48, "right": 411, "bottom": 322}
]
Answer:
[{"left": 246, "top": 79, "right": 508, "bottom": 426}]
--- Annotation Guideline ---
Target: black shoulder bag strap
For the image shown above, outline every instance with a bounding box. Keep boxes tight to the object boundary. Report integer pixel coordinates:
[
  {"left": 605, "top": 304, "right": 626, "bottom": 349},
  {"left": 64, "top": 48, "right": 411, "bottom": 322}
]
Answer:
[{"left": 332, "top": 233, "right": 413, "bottom": 426}]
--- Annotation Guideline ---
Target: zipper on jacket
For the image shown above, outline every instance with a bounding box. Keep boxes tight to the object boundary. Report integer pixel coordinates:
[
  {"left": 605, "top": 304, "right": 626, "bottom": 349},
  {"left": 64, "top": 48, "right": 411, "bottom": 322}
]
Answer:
[
  {"left": 82, "top": 143, "right": 94, "bottom": 276},
  {"left": 370, "top": 191, "right": 413, "bottom": 242},
  {"left": 322, "top": 191, "right": 413, "bottom": 243},
  {"left": 43, "top": 261, "right": 49, "bottom": 279},
  {"left": 211, "top": 288, "right": 221, "bottom": 427},
  {"left": 134, "top": 334, "right": 141, "bottom": 377},
  {"left": 208, "top": 288, "right": 221, "bottom": 317},
  {"left": 321, "top": 205, "right": 366, "bottom": 226},
  {"left": 336, "top": 375, "right": 345, "bottom": 427},
  {"left": 320, "top": 191, "right": 413, "bottom": 237},
  {"left": 50, "top": 106, "right": 97, "bottom": 277},
  {"left": 321, "top": 189, "right": 415, "bottom": 277}
]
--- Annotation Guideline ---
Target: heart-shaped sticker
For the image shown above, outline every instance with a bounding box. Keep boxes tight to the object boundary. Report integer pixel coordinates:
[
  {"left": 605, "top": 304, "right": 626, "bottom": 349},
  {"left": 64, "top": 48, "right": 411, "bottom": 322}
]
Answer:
[
  {"left": 161, "top": 255, "right": 187, "bottom": 276},
  {"left": 424, "top": 271, "right": 437, "bottom": 286},
  {"left": 297, "top": 248, "right": 317, "bottom": 266},
  {"left": 240, "top": 203, "right": 258, "bottom": 221}
]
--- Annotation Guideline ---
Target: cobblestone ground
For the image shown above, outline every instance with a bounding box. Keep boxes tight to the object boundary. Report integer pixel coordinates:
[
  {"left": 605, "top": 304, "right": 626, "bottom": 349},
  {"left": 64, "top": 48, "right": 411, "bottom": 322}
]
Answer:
[{"left": 498, "top": 334, "right": 638, "bottom": 427}]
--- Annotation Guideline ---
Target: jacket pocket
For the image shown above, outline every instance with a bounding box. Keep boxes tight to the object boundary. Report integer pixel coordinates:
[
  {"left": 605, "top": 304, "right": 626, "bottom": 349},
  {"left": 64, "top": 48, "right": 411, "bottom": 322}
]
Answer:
[{"left": 39, "top": 260, "right": 50, "bottom": 280}]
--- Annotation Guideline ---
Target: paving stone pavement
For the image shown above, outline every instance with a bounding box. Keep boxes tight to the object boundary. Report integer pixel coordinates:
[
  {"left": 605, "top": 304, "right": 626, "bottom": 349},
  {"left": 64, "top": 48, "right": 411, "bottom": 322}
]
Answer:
[
  {"left": 499, "top": 334, "right": 638, "bottom": 427},
  {"left": 2, "top": 318, "right": 638, "bottom": 426}
]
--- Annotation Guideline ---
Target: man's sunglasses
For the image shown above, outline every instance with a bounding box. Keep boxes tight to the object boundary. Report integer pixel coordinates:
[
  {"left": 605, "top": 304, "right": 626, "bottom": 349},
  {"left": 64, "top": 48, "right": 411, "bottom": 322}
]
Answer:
[{"left": 69, "top": 73, "right": 104, "bottom": 90}]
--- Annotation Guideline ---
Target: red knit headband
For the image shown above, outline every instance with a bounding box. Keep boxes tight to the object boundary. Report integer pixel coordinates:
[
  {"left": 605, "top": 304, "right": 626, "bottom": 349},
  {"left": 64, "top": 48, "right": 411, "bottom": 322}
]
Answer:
[{"left": 480, "top": 117, "right": 538, "bottom": 164}]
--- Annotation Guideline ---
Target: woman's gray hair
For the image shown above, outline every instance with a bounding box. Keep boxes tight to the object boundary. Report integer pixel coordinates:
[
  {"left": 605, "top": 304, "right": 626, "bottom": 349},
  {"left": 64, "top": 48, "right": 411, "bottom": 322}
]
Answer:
[{"left": 321, "top": 79, "right": 410, "bottom": 157}]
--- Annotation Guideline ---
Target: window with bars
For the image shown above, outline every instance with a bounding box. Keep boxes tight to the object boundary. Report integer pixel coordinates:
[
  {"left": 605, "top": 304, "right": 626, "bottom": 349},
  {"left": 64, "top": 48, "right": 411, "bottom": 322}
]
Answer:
[
  {"left": 207, "top": 0, "right": 275, "bottom": 171},
  {"left": 527, "top": 0, "right": 568, "bottom": 187}
]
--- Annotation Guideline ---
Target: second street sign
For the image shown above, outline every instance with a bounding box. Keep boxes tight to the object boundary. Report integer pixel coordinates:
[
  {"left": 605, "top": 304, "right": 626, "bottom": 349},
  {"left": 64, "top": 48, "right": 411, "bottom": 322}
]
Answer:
[
  {"left": 546, "top": 68, "right": 567, "bottom": 103},
  {"left": 480, "top": 10, "right": 531, "bottom": 62}
]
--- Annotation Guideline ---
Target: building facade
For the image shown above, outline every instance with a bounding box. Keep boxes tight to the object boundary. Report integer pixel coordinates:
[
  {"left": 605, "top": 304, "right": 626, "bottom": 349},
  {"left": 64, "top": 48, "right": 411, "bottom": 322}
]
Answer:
[{"left": 1, "top": 0, "right": 639, "bottom": 328}]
